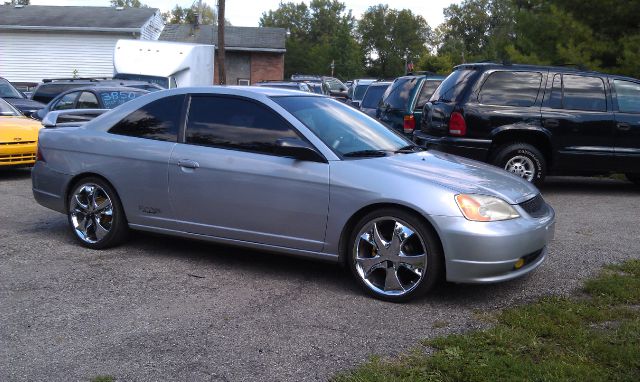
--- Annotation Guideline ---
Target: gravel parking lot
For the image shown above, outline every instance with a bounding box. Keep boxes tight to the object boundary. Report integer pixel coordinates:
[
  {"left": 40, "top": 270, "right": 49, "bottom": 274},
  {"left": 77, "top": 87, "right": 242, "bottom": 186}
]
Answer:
[{"left": 1, "top": 168, "right": 639, "bottom": 382}]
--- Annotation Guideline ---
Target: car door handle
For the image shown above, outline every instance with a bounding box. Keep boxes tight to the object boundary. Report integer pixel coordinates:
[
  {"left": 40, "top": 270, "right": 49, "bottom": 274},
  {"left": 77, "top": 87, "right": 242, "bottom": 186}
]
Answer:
[
  {"left": 177, "top": 159, "right": 199, "bottom": 169},
  {"left": 617, "top": 122, "right": 631, "bottom": 131},
  {"left": 543, "top": 119, "right": 559, "bottom": 128}
]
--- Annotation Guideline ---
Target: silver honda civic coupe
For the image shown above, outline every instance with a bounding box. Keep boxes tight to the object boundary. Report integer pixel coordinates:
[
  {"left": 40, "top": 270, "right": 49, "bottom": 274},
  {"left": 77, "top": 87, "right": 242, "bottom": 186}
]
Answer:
[{"left": 32, "top": 87, "right": 555, "bottom": 302}]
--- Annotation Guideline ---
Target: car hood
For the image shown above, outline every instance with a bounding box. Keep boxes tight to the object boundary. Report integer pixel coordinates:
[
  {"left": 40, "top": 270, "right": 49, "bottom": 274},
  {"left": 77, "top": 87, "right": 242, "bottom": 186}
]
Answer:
[
  {"left": 356, "top": 150, "right": 539, "bottom": 204},
  {"left": 0, "top": 116, "right": 42, "bottom": 142},
  {"left": 3, "top": 97, "right": 45, "bottom": 111}
]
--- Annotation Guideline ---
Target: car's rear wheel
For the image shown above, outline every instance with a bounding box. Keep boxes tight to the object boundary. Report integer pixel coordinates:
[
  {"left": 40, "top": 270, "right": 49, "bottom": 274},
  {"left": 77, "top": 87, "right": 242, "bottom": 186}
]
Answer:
[
  {"left": 67, "top": 177, "right": 128, "bottom": 249},
  {"left": 348, "top": 208, "right": 443, "bottom": 302},
  {"left": 493, "top": 143, "right": 546, "bottom": 185},
  {"left": 626, "top": 173, "right": 640, "bottom": 185}
]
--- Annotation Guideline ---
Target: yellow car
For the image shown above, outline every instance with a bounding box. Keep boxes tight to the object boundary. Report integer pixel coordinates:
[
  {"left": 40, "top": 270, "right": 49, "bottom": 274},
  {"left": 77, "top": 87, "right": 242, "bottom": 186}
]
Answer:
[{"left": 0, "top": 98, "right": 42, "bottom": 168}]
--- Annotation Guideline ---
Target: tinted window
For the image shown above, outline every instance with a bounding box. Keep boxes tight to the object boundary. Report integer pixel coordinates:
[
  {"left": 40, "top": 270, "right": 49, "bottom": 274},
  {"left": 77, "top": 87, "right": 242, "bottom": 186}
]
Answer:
[
  {"left": 77, "top": 92, "right": 99, "bottom": 109},
  {"left": 0, "top": 79, "right": 23, "bottom": 98},
  {"left": 478, "top": 71, "right": 542, "bottom": 106},
  {"left": 562, "top": 75, "right": 606, "bottom": 111},
  {"left": 361, "top": 84, "right": 390, "bottom": 109},
  {"left": 186, "top": 96, "right": 300, "bottom": 155},
  {"left": 32, "top": 83, "right": 92, "bottom": 104},
  {"left": 353, "top": 85, "right": 369, "bottom": 100},
  {"left": 53, "top": 92, "right": 79, "bottom": 110},
  {"left": 381, "top": 78, "right": 418, "bottom": 110},
  {"left": 274, "top": 96, "right": 410, "bottom": 157},
  {"left": 614, "top": 80, "right": 640, "bottom": 113},
  {"left": 415, "top": 80, "right": 443, "bottom": 110},
  {"left": 430, "top": 69, "right": 476, "bottom": 102},
  {"left": 548, "top": 74, "right": 562, "bottom": 109},
  {"left": 109, "top": 94, "right": 184, "bottom": 142},
  {"left": 99, "top": 90, "right": 146, "bottom": 109}
]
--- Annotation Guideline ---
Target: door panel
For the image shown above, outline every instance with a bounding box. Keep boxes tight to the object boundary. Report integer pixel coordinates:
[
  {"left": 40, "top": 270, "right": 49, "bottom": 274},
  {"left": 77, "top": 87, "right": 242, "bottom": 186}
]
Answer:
[
  {"left": 168, "top": 144, "right": 329, "bottom": 251},
  {"left": 541, "top": 73, "right": 616, "bottom": 172},
  {"left": 612, "top": 79, "right": 640, "bottom": 172}
]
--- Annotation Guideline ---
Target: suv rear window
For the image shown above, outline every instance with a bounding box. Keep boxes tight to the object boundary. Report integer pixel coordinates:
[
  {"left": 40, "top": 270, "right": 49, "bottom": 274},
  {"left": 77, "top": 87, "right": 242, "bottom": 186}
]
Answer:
[
  {"left": 478, "top": 71, "right": 542, "bottom": 107},
  {"left": 381, "top": 77, "right": 417, "bottom": 110},
  {"left": 429, "top": 69, "right": 476, "bottom": 103},
  {"left": 361, "top": 84, "right": 389, "bottom": 109},
  {"left": 32, "top": 83, "right": 92, "bottom": 104}
]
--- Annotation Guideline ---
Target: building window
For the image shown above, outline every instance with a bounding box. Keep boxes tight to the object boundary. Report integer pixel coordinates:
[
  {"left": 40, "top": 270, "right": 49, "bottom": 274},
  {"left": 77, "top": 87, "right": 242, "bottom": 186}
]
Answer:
[{"left": 237, "top": 79, "right": 250, "bottom": 86}]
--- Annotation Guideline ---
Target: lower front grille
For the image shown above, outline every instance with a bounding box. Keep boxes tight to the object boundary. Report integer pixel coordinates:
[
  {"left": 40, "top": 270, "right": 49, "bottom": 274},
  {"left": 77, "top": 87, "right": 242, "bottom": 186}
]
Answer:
[
  {"left": 0, "top": 141, "right": 36, "bottom": 146},
  {"left": 519, "top": 194, "right": 548, "bottom": 218},
  {"left": 0, "top": 153, "right": 36, "bottom": 163}
]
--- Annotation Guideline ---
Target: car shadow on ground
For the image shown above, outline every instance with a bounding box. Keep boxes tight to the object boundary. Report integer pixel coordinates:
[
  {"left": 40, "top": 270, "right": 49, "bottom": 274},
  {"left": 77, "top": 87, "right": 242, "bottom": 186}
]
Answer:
[
  {"left": 0, "top": 168, "right": 32, "bottom": 180},
  {"left": 540, "top": 176, "right": 639, "bottom": 195}
]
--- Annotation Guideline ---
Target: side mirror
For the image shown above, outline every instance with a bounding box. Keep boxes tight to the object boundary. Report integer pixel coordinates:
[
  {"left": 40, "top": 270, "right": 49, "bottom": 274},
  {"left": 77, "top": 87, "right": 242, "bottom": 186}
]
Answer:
[
  {"left": 22, "top": 109, "right": 35, "bottom": 118},
  {"left": 274, "top": 138, "right": 325, "bottom": 162}
]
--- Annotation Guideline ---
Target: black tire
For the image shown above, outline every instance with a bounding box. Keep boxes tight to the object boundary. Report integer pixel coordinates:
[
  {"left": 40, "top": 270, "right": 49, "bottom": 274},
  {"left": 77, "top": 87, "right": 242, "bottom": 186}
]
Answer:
[
  {"left": 67, "top": 176, "right": 128, "bottom": 249},
  {"left": 492, "top": 143, "right": 547, "bottom": 186},
  {"left": 626, "top": 173, "right": 640, "bottom": 185},
  {"left": 347, "top": 208, "right": 443, "bottom": 302}
]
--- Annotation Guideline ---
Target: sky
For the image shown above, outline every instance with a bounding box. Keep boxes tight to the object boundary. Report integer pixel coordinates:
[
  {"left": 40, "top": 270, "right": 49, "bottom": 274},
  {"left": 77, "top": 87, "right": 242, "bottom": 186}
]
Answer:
[{"left": 29, "top": 0, "right": 460, "bottom": 29}]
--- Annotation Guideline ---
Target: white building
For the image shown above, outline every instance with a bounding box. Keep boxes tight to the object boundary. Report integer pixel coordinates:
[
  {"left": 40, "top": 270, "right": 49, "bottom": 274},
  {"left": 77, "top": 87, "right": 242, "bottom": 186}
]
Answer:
[{"left": 0, "top": 4, "right": 164, "bottom": 83}]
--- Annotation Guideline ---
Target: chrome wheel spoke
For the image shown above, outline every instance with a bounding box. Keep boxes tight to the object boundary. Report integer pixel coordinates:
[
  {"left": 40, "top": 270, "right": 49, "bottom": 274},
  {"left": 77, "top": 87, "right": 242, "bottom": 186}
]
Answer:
[
  {"left": 398, "top": 252, "right": 426, "bottom": 268},
  {"left": 356, "top": 255, "right": 385, "bottom": 277},
  {"left": 371, "top": 222, "right": 387, "bottom": 250},
  {"left": 383, "top": 267, "right": 404, "bottom": 292},
  {"left": 94, "top": 221, "right": 109, "bottom": 241}
]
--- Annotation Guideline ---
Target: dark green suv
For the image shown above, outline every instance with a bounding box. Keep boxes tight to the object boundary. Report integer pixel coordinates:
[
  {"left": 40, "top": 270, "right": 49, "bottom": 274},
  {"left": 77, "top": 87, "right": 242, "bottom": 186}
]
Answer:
[{"left": 376, "top": 73, "right": 446, "bottom": 136}]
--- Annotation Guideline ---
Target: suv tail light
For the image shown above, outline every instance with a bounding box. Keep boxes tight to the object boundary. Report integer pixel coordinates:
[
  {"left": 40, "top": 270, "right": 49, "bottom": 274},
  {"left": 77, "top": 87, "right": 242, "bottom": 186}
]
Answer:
[
  {"left": 403, "top": 115, "right": 416, "bottom": 134},
  {"left": 448, "top": 112, "right": 467, "bottom": 136}
]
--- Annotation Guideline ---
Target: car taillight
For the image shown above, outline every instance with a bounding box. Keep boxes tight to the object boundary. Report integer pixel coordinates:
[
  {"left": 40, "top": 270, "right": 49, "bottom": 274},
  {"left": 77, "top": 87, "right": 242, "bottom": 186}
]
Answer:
[
  {"left": 448, "top": 112, "right": 467, "bottom": 136},
  {"left": 403, "top": 115, "right": 415, "bottom": 134},
  {"left": 36, "top": 146, "right": 45, "bottom": 162}
]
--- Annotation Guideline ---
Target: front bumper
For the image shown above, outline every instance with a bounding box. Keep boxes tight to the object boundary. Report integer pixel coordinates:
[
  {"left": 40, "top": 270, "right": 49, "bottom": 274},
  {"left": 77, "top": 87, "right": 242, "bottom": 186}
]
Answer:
[
  {"left": 413, "top": 132, "right": 491, "bottom": 162},
  {"left": 432, "top": 205, "right": 555, "bottom": 283},
  {"left": 0, "top": 142, "right": 37, "bottom": 167}
]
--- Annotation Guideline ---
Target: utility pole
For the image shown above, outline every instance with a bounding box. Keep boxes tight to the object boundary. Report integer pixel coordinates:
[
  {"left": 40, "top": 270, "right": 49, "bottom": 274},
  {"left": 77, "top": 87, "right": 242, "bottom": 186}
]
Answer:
[
  {"left": 217, "top": 0, "right": 226, "bottom": 85},
  {"left": 330, "top": 59, "right": 335, "bottom": 77},
  {"left": 197, "top": 0, "right": 203, "bottom": 25}
]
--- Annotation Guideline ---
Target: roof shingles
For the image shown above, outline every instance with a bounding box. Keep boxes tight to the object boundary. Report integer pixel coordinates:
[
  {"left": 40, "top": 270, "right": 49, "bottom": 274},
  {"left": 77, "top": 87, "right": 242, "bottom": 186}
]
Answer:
[{"left": 160, "top": 25, "right": 286, "bottom": 51}]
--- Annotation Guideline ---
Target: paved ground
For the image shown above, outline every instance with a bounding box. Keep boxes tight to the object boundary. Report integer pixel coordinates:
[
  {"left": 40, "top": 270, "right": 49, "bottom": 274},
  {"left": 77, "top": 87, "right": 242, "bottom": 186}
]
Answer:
[{"left": 1, "top": 168, "right": 639, "bottom": 382}]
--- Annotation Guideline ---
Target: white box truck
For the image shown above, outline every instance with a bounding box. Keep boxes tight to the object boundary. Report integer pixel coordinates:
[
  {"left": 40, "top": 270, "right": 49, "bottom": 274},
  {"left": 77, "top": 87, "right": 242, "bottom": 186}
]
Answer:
[{"left": 113, "top": 39, "right": 214, "bottom": 88}]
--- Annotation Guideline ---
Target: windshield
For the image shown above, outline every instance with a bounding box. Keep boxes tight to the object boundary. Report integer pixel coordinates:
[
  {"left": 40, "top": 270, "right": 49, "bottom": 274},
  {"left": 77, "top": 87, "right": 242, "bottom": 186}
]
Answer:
[
  {"left": 354, "top": 84, "right": 369, "bottom": 100},
  {"left": 430, "top": 69, "right": 476, "bottom": 102},
  {"left": 273, "top": 96, "right": 411, "bottom": 158},
  {"left": 0, "top": 98, "right": 20, "bottom": 116},
  {"left": 0, "top": 79, "right": 24, "bottom": 99},
  {"left": 113, "top": 74, "right": 169, "bottom": 89},
  {"left": 361, "top": 84, "right": 389, "bottom": 108},
  {"left": 98, "top": 90, "right": 147, "bottom": 109}
]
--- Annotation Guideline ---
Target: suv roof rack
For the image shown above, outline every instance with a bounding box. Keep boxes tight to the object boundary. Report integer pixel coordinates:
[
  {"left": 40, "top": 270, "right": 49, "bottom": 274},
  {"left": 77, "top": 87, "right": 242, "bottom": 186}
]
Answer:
[{"left": 42, "top": 77, "right": 110, "bottom": 83}]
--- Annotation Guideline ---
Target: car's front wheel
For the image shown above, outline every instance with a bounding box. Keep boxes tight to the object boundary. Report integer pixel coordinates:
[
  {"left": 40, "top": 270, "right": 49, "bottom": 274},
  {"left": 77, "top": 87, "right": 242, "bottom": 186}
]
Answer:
[
  {"left": 67, "top": 177, "right": 128, "bottom": 249},
  {"left": 492, "top": 143, "right": 547, "bottom": 185},
  {"left": 348, "top": 208, "right": 443, "bottom": 302}
]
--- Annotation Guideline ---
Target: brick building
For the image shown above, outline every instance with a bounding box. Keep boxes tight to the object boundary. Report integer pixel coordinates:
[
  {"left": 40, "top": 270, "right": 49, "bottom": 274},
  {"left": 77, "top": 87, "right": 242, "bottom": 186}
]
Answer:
[{"left": 160, "top": 25, "right": 286, "bottom": 85}]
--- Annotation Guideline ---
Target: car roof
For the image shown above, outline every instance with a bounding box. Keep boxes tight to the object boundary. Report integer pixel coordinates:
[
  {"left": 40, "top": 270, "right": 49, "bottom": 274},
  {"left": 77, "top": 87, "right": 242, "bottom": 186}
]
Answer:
[
  {"left": 453, "top": 62, "right": 615, "bottom": 77},
  {"left": 395, "top": 73, "right": 447, "bottom": 81},
  {"left": 256, "top": 81, "right": 302, "bottom": 86},
  {"left": 353, "top": 79, "right": 377, "bottom": 85},
  {"left": 367, "top": 81, "right": 392, "bottom": 86}
]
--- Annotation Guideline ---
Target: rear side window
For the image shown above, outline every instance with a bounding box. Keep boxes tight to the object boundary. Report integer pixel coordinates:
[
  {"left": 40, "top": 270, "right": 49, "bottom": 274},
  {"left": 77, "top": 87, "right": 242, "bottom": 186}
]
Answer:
[
  {"left": 478, "top": 71, "right": 542, "bottom": 107},
  {"left": 562, "top": 75, "right": 606, "bottom": 111},
  {"left": 614, "top": 79, "right": 640, "bottom": 113},
  {"left": 415, "top": 80, "right": 442, "bottom": 110},
  {"left": 52, "top": 92, "right": 79, "bottom": 111},
  {"left": 361, "top": 84, "right": 389, "bottom": 109},
  {"left": 77, "top": 92, "right": 99, "bottom": 109},
  {"left": 381, "top": 78, "right": 417, "bottom": 110},
  {"left": 108, "top": 94, "right": 184, "bottom": 142},
  {"left": 430, "top": 69, "right": 476, "bottom": 103},
  {"left": 185, "top": 96, "right": 300, "bottom": 155}
]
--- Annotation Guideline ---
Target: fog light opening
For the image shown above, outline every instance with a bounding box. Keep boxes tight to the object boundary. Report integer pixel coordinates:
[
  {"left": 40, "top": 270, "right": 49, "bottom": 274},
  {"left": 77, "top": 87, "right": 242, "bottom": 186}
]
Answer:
[{"left": 514, "top": 258, "right": 525, "bottom": 270}]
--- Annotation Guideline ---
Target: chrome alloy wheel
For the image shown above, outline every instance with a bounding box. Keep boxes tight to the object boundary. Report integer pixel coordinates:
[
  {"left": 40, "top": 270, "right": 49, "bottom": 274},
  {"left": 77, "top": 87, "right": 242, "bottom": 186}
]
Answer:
[
  {"left": 69, "top": 184, "right": 113, "bottom": 244},
  {"left": 353, "top": 217, "right": 428, "bottom": 297},
  {"left": 505, "top": 155, "right": 535, "bottom": 181}
]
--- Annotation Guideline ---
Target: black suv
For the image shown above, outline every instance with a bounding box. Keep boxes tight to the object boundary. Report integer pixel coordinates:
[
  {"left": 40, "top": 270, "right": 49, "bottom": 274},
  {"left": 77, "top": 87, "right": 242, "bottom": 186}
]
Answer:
[
  {"left": 414, "top": 63, "right": 640, "bottom": 185},
  {"left": 31, "top": 78, "right": 163, "bottom": 105}
]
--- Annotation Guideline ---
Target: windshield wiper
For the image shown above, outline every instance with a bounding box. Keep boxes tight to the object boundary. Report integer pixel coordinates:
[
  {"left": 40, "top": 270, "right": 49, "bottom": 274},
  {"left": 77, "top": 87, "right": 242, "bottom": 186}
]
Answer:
[
  {"left": 343, "top": 150, "right": 390, "bottom": 158},
  {"left": 394, "top": 144, "right": 424, "bottom": 153}
]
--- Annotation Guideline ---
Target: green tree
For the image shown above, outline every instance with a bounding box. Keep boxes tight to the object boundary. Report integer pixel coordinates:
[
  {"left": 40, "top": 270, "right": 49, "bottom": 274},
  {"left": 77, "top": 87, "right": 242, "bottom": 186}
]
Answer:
[
  {"left": 163, "top": 3, "right": 218, "bottom": 25},
  {"left": 358, "top": 5, "right": 431, "bottom": 78},
  {"left": 110, "top": 0, "right": 146, "bottom": 7},
  {"left": 260, "top": 0, "right": 363, "bottom": 79}
]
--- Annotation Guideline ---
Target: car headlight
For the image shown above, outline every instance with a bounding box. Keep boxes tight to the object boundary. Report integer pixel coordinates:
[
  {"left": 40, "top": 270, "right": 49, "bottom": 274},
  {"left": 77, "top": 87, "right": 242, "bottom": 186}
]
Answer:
[{"left": 454, "top": 194, "right": 520, "bottom": 222}]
